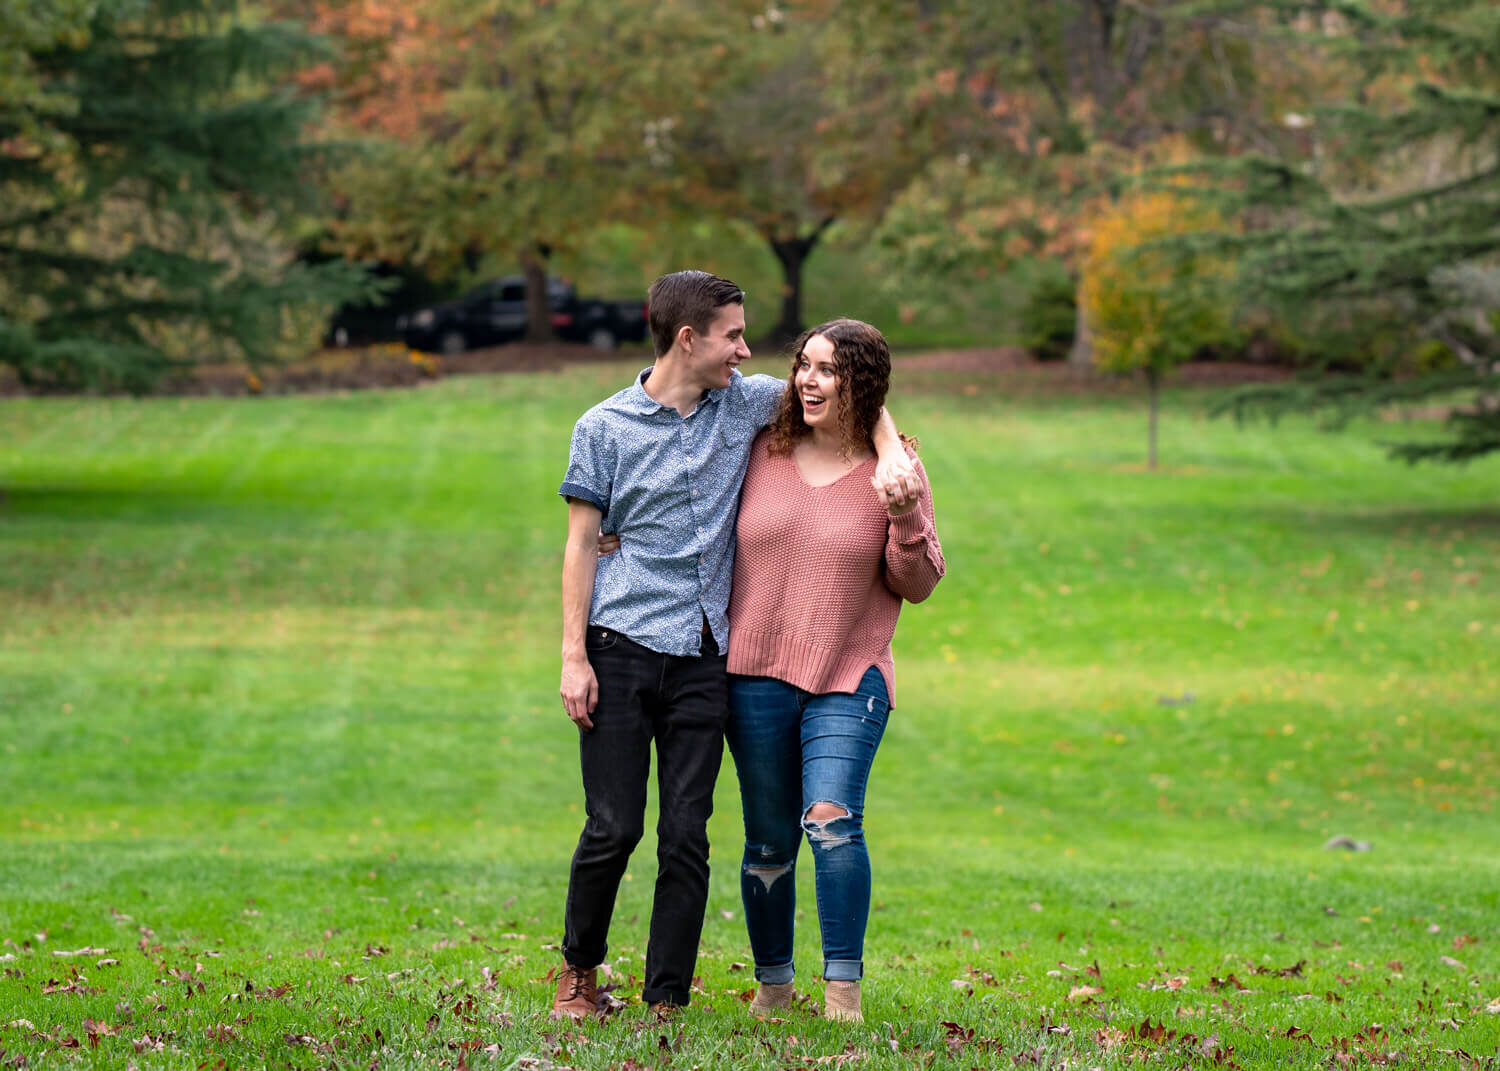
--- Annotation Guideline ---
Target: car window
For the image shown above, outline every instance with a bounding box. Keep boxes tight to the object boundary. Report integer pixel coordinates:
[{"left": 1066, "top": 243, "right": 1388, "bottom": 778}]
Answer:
[{"left": 499, "top": 284, "right": 525, "bottom": 301}]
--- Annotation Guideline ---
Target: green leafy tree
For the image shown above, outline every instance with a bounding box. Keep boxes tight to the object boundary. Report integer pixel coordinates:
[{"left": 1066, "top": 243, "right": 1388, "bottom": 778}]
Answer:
[
  {"left": 669, "top": 2, "right": 956, "bottom": 346},
  {"left": 326, "top": 0, "right": 749, "bottom": 346},
  {"left": 681, "top": 33, "right": 844, "bottom": 347},
  {"left": 328, "top": 0, "right": 965, "bottom": 348},
  {"left": 859, "top": 1, "right": 1300, "bottom": 359},
  {"left": 1082, "top": 186, "right": 1230, "bottom": 468},
  {"left": 0, "top": 0, "right": 369, "bottom": 393},
  {"left": 1189, "top": 0, "right": 1500, "bottom": 463}
]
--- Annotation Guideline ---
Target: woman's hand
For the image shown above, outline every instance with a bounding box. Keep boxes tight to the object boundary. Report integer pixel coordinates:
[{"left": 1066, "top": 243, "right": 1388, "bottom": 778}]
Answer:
[{"left": 597, "top": 533, "right": 620, "bottom": 557}]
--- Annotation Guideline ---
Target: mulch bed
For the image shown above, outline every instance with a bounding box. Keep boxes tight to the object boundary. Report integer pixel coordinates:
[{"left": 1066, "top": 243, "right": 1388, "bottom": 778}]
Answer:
[{"left": 0, "top": 341, "right": 1294, "bottom": 398}]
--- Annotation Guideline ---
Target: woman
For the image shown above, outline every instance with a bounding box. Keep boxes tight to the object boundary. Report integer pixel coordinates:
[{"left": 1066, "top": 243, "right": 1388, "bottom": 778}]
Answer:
[{"left": 724, "top": 318, "right": 945, "bottom": 1023}]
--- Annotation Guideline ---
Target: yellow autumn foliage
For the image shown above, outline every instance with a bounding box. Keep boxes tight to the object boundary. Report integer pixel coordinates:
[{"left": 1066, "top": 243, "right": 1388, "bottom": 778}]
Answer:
[{"left": 1081, "top": 189, "right": 1232, "bottom": 377}]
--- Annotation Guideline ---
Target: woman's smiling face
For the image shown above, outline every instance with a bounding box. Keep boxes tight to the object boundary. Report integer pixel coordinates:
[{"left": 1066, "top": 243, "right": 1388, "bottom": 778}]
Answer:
[{"left": 794, "top": 333, "right": 840, "bottom": 432}]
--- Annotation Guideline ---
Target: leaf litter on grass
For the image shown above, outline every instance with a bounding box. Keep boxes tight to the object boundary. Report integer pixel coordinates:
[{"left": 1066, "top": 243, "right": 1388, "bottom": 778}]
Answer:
[{"left": 4, "top": 378, "right": 1500, "bottom": 1068}]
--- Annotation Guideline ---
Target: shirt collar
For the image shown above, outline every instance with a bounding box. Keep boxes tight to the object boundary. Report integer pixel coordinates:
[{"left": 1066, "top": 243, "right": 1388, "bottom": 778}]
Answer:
[
  {"left": 624, "top": 367, "right": 659, "bottom": 414},
  {"left": 627, "top": 366, "right": 736, "bottom": 416}
]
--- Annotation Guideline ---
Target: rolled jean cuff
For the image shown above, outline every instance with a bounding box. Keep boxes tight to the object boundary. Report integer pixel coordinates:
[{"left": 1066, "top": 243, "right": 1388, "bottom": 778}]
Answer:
[
  {"left": 823, "top": 959, "right": 862, "bottom": 982},
  {"left": 755, "top": 961, "right": 795, "bottom": 985}
]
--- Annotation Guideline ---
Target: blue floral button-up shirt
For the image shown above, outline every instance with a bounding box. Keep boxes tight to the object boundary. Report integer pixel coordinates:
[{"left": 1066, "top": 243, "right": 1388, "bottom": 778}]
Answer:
[{"left": 559, "top": 366, "right": 785, "bottom": 656}]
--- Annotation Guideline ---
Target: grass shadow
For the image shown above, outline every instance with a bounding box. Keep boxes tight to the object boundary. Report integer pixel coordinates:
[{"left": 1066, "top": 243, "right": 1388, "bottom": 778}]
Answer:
[{"left": 0, "top": 483, "right": 310, "bottom": 529}]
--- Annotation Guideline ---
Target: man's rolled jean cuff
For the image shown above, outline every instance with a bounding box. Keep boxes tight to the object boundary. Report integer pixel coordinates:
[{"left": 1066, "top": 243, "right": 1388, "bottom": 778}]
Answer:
[
  {"left": 754, "top": 961, "right": 794, "bottom": 985},
  {"left": 823, "top": 959, "right": 862, "bottom": 982}
]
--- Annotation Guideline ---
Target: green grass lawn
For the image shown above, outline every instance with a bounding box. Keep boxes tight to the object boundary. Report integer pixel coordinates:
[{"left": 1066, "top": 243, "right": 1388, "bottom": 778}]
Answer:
[{"left": 1, "top": 363, "right": 1497, "bottom": 1069}]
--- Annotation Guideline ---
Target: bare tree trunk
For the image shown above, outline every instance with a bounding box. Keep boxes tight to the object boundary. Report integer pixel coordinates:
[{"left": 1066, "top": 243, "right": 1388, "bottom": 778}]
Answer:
[
  {"left": 1068, "top": 287, "right": 1093, "bottom": 367},
  {"left": 1146, "top": 364, "right": 1160, "bottom": 470},
  {"left": 766, "top": 218, "right": 835, "bottom": 349},
  {"left": 521, "top": 243, "right": 553, "bottom": 344}
]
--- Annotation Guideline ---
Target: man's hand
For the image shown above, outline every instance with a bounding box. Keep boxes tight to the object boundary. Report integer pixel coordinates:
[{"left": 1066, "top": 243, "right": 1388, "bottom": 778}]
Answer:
[
  {"left": 870, "top": 407, "right": 919, "bottom": 506},
  {"left": 560, "top": 655, "right": 598, "bottom": 731},
  {"left": 597, "top": 533, "right": 620, "bottom": 556},
  {"left": 872, "top": 452, "right": 920, "bottom": 507},
  {"left": 880, "top": 473, "right": 923, "bottom": 517}
]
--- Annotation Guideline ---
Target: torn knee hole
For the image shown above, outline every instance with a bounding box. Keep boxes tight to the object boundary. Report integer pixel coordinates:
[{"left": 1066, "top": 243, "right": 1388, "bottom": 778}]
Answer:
[
  {"left": 801, "top": 803, "right": 857, "bottom": 850},
  {"left": 744, "top": 863, "right": 792, "bottom": 891}
]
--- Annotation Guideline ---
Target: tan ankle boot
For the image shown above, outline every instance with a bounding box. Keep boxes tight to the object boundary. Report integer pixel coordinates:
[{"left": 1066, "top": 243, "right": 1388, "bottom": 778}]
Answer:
[
  {"left": 749, "top": 980, "right": 794, "bottom": 1016},
  {"left": 550, "top": 963, "right": 599, "bottom": 1020},
  {"left": 824, "top": 980, "right": 862, "bottom": 1022}
]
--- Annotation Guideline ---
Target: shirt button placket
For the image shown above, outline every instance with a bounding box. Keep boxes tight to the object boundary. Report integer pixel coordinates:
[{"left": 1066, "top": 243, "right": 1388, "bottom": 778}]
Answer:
[{"left": 686, "top": 419, "right": 711, "bottom": 585}]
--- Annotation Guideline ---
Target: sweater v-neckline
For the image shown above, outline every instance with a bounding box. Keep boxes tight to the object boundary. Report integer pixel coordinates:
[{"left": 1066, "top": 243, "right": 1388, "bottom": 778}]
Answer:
[{"left": 790, "top": 447, "right": 876, "bottom": 490}]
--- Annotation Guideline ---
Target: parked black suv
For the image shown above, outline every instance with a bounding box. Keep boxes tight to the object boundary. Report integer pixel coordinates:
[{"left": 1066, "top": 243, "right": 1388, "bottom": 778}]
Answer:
[
  {"left": 322, "top": 262, "right": 452, "bottom": 348},
  {"left": 397, "top": 276, "right": 648, "bottom": 354}
]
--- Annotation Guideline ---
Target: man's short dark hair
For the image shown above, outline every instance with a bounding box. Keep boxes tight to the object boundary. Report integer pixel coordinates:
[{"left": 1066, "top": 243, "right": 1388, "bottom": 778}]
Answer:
[{"left": 647, "top": 270, "right": 745, "bottom": 357}]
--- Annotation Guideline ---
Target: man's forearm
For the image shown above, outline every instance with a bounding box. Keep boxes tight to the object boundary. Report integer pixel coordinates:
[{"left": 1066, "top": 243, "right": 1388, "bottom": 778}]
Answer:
[
  {"left": 872, "top": 406, "right": 902, "bottom": 458},
  {"left": 560, "top": 539, "right": 598, "bottom": 660},
  {"left": 869, "top": 406, "right": 921, "bottom": 505}
]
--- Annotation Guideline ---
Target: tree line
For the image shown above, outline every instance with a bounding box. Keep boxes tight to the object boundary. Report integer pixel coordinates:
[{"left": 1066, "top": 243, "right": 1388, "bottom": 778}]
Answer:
[{"left": 2, "top": 0, "right": 1496, "bottom": 462}]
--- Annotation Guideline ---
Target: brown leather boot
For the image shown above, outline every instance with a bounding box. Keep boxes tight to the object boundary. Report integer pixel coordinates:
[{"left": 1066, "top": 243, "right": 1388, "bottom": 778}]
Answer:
[{"left": 550, "top": 963, "right": 599, "bottom": 1020}]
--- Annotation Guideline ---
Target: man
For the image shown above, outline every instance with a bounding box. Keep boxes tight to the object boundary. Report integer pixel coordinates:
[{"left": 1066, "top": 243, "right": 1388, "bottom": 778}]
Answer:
[{"left": 553, "top": 270, "right": 918, "bottom": 1019}]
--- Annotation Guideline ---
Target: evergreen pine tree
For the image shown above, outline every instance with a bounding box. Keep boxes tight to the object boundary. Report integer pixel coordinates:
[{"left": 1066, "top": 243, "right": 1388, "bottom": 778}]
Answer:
[
  {"left": 0, "top": 0, "right": 369, "bottom": 393},
  {"left": 1191, "top": 0, "right": 1500, "bottom": 462}
]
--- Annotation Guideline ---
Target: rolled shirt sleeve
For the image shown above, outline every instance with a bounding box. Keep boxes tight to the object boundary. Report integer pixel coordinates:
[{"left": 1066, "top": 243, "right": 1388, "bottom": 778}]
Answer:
[
  {"left": 559, "top": 414, "right": 612, "bottom": 515},
  {"left": 742, "top": 372, "right": 786, "bottom": 429}
]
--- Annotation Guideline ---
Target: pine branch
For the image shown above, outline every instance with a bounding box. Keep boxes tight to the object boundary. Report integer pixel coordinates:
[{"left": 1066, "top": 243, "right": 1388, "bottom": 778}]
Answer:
[
  {"left": 1214, "top": 365, "right": 1494, "bottom": 429},
  {"left": 2, "top": 0, "right": 368, "bottom": 392}
]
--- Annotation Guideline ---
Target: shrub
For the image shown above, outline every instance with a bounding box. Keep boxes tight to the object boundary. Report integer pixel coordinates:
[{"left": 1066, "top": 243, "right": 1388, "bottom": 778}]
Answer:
[
  {"left": 1019, "top": 260, "right": 1076, "bottom": 362},
  {"left": 1408, "top": 338, "right": 1459, "bottom": 374}
]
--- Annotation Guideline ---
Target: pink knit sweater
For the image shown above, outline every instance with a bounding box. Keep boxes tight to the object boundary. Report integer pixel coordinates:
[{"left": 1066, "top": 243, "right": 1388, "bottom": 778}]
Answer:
[{"left": 727, "top": 433, "right": 945, "bottom": 706}]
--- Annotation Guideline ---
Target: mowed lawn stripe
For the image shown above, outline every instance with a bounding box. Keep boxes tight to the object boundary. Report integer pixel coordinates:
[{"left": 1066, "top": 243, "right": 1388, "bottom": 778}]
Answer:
[
  {"left": 5, "top": 402, "right": 282, "bottom": 790},
  {"left": 1, "top": 371, "right": 1497, "bottom": 1069}
]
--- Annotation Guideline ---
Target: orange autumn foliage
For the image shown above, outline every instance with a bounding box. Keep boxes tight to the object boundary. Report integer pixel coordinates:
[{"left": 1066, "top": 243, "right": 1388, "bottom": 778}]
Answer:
[
  {"left": 1081, "top": 188, "right": 1231, "bottom": 378},
  {"left": 291, "top": 0, "right": 454, "bottom": 141}
]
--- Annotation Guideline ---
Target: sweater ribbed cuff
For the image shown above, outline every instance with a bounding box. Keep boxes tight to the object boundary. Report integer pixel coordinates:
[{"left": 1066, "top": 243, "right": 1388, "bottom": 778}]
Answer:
[{"left": 889, "top": 507, "right": 930, "bottom": 542}]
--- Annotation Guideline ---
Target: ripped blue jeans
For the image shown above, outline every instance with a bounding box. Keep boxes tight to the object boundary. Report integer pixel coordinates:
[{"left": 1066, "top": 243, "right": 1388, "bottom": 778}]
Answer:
[{"left": 725, "top": 667, "right": 890, "bottom": 984}]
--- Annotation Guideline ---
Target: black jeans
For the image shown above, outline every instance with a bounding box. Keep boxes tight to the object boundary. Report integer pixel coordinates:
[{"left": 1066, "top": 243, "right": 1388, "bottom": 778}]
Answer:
[{"left": 562, "top": 625, "right": 727, "bottom": 1006}]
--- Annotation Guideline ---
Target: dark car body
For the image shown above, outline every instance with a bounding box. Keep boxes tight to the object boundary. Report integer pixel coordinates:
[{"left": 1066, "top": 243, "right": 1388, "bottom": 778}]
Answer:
[
  {"left": 398, "top": 276, "right": 648, "bottom": 354},
  {"left": 307, "top": 258, "right": 456, "bottom": 349}
]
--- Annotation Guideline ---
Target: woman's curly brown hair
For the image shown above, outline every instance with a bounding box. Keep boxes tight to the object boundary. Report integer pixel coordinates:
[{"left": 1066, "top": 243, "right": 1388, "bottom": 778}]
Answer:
[{"left": 765, "top": 318, "right": 916, "bottom": 459}]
